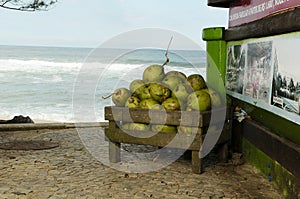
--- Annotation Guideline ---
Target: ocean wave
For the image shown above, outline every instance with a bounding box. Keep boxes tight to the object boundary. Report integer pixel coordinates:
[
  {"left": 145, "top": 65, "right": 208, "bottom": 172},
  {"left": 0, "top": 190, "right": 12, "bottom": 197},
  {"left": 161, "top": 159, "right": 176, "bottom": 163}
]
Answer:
[
  {"left": 0, "top": 58, "right": 206, "bottom": 76},
  {"left": 0, "top": 60, "right": 206, "bottom": 123},
  {"left": 0, "top": 59, "right": 82, "bottom": 72}
]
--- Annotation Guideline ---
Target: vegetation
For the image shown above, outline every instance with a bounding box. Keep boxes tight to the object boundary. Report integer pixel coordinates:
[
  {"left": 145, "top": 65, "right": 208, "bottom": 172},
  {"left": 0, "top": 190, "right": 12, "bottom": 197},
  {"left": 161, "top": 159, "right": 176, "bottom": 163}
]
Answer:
[{"left": 0, "top": 0, "right": 57, "bottom": 11}]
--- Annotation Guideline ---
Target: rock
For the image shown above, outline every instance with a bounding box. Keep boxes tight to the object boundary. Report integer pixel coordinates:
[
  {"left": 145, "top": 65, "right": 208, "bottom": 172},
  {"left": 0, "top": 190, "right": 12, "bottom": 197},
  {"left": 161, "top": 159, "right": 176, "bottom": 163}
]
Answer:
[{"left": 0, "top": 115, "right": 34, "bottom": 124}]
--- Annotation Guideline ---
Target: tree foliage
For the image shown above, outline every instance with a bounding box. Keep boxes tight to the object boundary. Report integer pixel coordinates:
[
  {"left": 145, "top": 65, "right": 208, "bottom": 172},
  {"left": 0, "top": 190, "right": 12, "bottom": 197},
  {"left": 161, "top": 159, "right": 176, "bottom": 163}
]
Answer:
[{"left": 0, "top": 0, "right": 57, "bottom": 11}]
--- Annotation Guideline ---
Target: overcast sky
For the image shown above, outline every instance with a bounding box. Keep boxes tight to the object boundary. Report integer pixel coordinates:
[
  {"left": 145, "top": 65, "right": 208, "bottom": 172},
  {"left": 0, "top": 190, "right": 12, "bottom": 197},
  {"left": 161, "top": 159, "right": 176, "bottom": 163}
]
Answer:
[{"left": 1, "top": 0, "right": 228, "bottom": 48}]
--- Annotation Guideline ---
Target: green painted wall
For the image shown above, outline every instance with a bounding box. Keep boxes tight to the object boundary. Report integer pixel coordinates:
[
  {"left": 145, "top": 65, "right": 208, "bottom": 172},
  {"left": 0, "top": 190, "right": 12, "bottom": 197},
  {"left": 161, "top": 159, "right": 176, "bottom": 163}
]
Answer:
[
  {"left": 243, "top": 139, "right": 299, "bottom": 198},
  {"left": 203, "top": 27, "right": 300, "bottom": 145}
]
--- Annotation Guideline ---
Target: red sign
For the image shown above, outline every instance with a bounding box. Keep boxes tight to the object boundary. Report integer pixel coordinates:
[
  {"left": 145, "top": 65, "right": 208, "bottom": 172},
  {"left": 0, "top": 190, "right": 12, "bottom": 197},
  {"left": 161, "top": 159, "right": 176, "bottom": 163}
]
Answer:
[{"left": 229, "top": 0, "right": 300, "bottom": 27}]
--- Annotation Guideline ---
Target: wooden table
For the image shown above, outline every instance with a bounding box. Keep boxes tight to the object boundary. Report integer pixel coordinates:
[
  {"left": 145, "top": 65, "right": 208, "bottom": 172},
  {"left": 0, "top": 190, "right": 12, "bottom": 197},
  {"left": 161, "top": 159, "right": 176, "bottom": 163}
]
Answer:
[{"left": 104, "top": 106, "right": 231, "bottom": 174}]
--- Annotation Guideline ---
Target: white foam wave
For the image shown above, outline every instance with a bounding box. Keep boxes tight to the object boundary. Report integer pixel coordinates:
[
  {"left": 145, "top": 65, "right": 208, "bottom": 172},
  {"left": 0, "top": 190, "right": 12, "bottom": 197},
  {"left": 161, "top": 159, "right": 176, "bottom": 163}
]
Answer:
[
  {"left": 0, "top": 109, "right": 76, "bottom": 123},
  {"left": 0, "top": 59, "right": 82, "bottom": 73},
  {"left": 0, "top": 110, "right": 105, "bottom": 123},
  {"left": 99, "top": 63, "right": 206, "bottom": 79},
  {"left": 165, "top": 65, "right": 206, "bottom": 78}
]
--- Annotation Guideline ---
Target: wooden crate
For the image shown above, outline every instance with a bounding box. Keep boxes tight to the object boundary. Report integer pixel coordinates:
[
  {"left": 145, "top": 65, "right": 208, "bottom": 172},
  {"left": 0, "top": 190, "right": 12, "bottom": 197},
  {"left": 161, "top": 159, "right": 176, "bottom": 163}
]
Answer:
[{"left": 104, "top": 106, "right": 231, "bottom": 174}]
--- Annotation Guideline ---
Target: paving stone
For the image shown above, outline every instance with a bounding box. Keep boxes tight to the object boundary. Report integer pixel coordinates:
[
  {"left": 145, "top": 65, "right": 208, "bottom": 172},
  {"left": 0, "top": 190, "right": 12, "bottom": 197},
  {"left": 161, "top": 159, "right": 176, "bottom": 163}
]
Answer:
[
  {"left": 0, "top": 127, "right": 286, "bottom": 198},
  {"left": 0, "top": 185, "right": 11, "bottom": 194}
]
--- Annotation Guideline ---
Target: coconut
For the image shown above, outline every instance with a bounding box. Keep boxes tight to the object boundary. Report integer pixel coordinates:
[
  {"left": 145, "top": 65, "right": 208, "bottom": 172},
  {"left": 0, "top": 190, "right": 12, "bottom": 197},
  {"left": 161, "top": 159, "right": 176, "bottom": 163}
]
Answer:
[
  {"left": 121, "top": 123, "right": 132, "bottom": 130},
  {"left": 138, "top": 84, "right": 152, "bottom": 100},
  {"left": 122, "top": 123, "right": 149, "bottom": 131},
  {"left": 130, "top": 123, "right": 149, "bottom": 131},
  {"left": 110, "top": 88, "right": 131, "bottom": 107},
  {"left": 149, "top": 83, "right": 171, "bottom": 103},
  {"left": 161, "top": 97, "right": 181, "bottom": 111},
  {"left": 177, "top": 126, "right": 199, "bottom": 134},
  {"left": 130, "top": 79, "right": 145, "bottom": 93},
  {"left": 151, "top": 124, "right": 177, "bottom": 133},
  {"left": 202, "top": 88, "right": 222, "bottom": 107},
  {"left": 187, "top": 90, "right": 211, "bottom": 111},
  {"left": 125, "top": 96, "right": 140, "bottom": 108},
  {"left": 165, "top": 70, "right": 187, "bottom": 80},
  {"left": 161, "top": 75, "right": 182, "bottom": 90},
  {"left": 143, "top": 64, "right": 165, "bottom": 83},
  {"left": 172, "top": 84, "right": 192, "bottom": 102},
  {"left": 139, "top": 99, "right": 160, "bottom": 109},
  {"left": 187, "top": 74, "right": 207, "bottom": 91}
]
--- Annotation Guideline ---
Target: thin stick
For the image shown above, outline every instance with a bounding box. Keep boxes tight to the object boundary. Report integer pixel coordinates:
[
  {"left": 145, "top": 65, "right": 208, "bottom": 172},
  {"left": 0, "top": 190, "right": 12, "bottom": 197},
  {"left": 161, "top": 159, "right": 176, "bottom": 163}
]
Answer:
[
  {"left": 162, "top": 36, "right": 173, "bottom": 67},
  {"left": 102, "top": 92, "right": 116, "bottom": 99}
]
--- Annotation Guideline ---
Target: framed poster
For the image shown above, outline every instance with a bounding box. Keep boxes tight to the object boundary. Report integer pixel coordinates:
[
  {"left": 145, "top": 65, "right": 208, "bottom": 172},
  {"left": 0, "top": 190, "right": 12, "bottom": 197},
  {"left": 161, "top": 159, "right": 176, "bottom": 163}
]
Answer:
[{"left": 226, "top": 32, "right": 300, "bottom": 125}]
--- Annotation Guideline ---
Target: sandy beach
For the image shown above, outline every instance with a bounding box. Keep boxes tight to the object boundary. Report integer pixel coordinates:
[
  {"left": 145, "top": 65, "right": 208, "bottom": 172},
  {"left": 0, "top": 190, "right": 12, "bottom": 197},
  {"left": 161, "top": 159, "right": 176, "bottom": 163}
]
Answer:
[{"left": 0, "top": 123, "right": 284, "bottom": 198}]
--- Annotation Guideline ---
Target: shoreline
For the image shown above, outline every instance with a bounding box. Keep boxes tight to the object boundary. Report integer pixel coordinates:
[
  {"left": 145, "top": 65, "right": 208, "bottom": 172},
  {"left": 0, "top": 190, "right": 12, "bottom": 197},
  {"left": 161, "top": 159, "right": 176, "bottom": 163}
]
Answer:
[{"left": 0, "top": 122, "right": 108, "bottom": 131}]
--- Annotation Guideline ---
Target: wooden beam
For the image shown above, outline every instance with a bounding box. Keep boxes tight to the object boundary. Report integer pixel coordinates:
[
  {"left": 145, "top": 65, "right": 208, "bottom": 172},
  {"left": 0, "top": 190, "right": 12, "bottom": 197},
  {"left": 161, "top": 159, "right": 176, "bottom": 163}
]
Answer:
[
  {"left": 207, "top": 0, "right": 236, "bottom": 8},
  {"left": 243, "top": 120, "right": 300, "bottom": 180},
  {"left": 104, "top": 106, "right": 227, "bottom": 127},
  {"left": 225, "top": 8, "right": 300, "bottom": 41}
]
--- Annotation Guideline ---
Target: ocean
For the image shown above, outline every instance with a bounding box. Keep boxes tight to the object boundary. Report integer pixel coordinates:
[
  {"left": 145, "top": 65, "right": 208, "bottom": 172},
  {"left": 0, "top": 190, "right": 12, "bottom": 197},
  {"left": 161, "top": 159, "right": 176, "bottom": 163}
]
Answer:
[{"left": 0, "top": 45, "right": 206, "bottom": 123}]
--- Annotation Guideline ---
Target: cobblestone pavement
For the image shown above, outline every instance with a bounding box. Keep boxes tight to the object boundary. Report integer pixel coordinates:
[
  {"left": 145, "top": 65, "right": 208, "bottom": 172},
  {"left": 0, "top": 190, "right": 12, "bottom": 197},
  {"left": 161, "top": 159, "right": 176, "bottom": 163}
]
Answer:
[{"left": 0, "top": 127, "right": 284, "bottom": 199}]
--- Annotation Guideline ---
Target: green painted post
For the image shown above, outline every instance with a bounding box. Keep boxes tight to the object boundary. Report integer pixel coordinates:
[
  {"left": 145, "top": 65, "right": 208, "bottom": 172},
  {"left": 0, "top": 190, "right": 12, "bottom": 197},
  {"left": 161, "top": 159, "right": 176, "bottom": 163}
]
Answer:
[{"left": 202, "top": 27, "right": 227, "bottom": 91}]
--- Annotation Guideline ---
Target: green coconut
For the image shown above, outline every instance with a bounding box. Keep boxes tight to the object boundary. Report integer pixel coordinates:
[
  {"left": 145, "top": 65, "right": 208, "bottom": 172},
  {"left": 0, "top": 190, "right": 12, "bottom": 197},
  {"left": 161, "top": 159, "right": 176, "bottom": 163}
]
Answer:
[
  {"left": 187, "top": 74, "right": 207, "bottom": 91},
  {"left": 151, "top": 124, "right": 177, "bottom": 133},
  {"left": 187, "top": 90, "right": 211, "bottom": 111},
  {"left": 161, "top": 97, "right": 181, "bottom": 111},
  {"left": 161, "top": 75, "right": 183, "bottom": 90},
  {"left": 139, "top": 98, "right": 160, "bottom": 109},
  {"left": 202, "top": 88, "right": 222, "bottom": 107},
  {"left": 125, "top": 96, "right": 140, "bottom": 108},
  {"left": 108, "top": 88, "right": 131, "bottom": 107},
  {"left": 143, "top": 64, "right": 165, "bottom": 83},
  {"left": 149, "top": 83, "right": 171, "bottom": 103}
]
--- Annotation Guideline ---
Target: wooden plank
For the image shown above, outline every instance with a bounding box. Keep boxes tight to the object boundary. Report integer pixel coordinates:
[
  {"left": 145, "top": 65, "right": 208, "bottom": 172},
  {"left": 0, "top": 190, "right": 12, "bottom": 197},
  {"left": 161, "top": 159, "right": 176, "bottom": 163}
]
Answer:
[
  {"left": 105, "top": 127, "right": 203, "bottom": 150},
  {"left": 243, "top": 120, "right": 300, "bottom": 179},
  {"left": 224, "top": 8, "right": 300, "bottom": 41},
  {"left": 104, "top": 106, "right": 227, "bottom": 127},
  {"left": 106, "top": 126, "right": 230, "bottom": 150},
  {"left": 105, "top": 106, "right": 206, "bottom": 126}
]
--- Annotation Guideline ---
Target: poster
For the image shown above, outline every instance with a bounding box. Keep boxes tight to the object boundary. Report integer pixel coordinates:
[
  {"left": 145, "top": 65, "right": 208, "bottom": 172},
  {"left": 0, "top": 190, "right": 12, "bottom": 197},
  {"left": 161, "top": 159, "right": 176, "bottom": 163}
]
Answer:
[
  {"left": 226, "top": 32, "right": 300, "bottom": 125},
  {"left": 272, "top": 39, "right": 300, "bottom": 115},
  {"left": 226, "top": 45, "right": 246, "bottom": 94},
  {"left": 244, "top": 41, "right": 273, "bottom": 103}
]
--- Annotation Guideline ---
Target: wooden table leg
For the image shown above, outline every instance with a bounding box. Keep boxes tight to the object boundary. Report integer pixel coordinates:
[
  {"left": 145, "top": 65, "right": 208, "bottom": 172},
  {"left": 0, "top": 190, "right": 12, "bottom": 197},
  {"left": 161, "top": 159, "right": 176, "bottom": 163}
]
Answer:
[
  {"left": 218, "top": 142, "right": 229, "bottom": 163},
  {"left": 192, "top": 150, "right": 202, "bottom": 174},
  {"left": 109, "top": 141, "right": 121, "bottom": 163}
]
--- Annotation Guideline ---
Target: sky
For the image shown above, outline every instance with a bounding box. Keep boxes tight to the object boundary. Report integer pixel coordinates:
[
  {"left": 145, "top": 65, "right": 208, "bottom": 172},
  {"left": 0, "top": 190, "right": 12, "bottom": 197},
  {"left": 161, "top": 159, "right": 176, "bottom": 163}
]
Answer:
[{"left": 0, "top": 0, "right": 228, "bottom": 49}]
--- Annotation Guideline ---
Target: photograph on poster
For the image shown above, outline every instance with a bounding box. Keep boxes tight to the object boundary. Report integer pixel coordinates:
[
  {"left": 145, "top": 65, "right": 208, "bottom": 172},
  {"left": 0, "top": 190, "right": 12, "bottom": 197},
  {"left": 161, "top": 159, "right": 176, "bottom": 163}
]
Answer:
[
  {"left": 272, "top": 39, "right": 300, "bottom": 115},
  {"left": 226, "top": 44, "right": 246, "bottom": 94},
  {"left": 243, "top": 41, "right": 273, "bottom": 103},
  {"left": 226, "top": 33, "right": 300, "bottom": 125}
]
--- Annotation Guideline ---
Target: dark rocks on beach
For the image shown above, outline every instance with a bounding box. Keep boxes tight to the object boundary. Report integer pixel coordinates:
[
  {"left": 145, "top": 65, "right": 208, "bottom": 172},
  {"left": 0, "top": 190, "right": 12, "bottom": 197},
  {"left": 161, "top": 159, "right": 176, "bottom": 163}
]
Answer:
[{"left": 0, "top": 115, "right": 34, "bottom": 124}]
